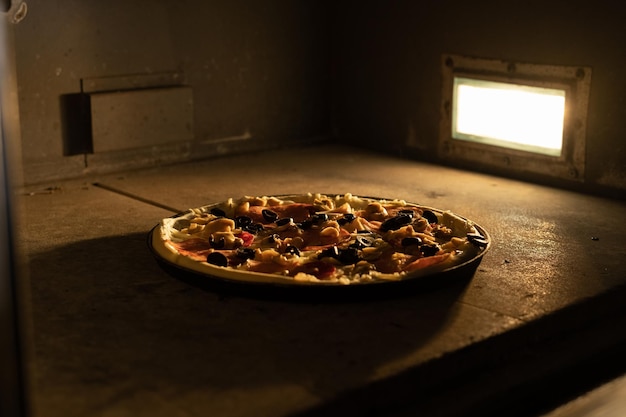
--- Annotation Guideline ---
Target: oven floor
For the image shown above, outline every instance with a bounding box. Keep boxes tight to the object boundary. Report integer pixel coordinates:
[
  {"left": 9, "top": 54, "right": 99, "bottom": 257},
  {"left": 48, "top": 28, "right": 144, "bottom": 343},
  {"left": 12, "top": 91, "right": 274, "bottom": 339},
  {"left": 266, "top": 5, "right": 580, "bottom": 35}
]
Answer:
[{"left": 15, "top": 144, "right": 626, "bottom": 417}]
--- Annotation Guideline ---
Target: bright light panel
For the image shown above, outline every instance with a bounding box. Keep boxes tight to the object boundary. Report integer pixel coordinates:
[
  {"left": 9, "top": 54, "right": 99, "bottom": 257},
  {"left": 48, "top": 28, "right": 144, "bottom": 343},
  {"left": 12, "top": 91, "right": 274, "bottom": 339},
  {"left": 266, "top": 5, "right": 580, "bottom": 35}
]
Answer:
[{"left": 452, "top": 77, "right": 566, "bottom": 156}]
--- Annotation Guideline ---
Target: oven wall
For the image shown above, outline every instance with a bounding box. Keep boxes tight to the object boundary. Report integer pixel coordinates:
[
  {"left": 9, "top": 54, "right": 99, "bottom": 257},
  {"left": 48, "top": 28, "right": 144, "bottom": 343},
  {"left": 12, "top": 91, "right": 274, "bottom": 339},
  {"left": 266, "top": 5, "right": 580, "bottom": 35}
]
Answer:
[
  {"left": 14, "top": 1, "right": 626, "bottom": 195},
  {"left": 14, "top": 0, "right": 331, "bottom": 185},
  {"left": 331, "top": 1, "right": 626, "bottom": 195}
]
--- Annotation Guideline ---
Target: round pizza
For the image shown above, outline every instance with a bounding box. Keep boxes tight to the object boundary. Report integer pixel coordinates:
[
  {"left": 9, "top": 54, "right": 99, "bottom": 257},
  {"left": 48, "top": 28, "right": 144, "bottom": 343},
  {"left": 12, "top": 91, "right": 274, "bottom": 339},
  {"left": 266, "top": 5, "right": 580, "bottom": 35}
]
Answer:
[{"left": 150, "top": 193, "right": 490, "bottom": 286}]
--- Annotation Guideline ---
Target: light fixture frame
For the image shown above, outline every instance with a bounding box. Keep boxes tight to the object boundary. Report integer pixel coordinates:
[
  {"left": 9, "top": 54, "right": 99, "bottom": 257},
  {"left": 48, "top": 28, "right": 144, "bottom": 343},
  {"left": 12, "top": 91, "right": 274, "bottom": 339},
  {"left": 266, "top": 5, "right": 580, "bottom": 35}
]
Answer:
[{"left": 439, "top": 54, "right": 591, "bottom": 181}]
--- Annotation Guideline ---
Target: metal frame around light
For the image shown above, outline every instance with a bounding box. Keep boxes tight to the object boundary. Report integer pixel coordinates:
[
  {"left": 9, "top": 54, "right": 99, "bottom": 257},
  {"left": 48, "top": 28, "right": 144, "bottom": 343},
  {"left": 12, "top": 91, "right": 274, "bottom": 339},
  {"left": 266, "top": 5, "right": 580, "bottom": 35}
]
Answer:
[{"left": 439, "top": 54, "right": 591, "bottom": 181}]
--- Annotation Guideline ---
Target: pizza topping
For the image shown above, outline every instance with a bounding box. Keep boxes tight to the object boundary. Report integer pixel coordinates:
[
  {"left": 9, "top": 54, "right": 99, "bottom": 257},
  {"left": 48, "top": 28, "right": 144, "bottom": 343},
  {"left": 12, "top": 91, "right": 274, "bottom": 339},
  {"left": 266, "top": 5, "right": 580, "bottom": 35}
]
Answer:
[
  {"left": 314, "top": 213, "right": 329, "bottom": 222},
  {"left": 235, "top": 215, "right": 252, "bottom": 228},
  {"left": 284, "top": 245, "right": 301, "bottom": 256},
  {"left": 353, "top": 235, "right": 374, "bottom": 249},
  {"left": 170, "top": 238, "right": 213, "bottom": 262},
  {"left": 235, "top": 247, "right": 256, "bottom": 261},
  {"left": 337, "top": 213, "right": 356, "bottom": 225},
  {"left": 262, "top": 209, "right": 279, "bottom": 222},
  {"left": 363, "top": 202, "right": 388, "bottom": 221},
  {"left": 237, "top": 231, "right": 255, "bottom": 247},
  {"left": 338, "top": 247, "right": 360, "bottom": 264},
  {"left": 208, "top": 235, "right": 225, "bottom": 249},
  {"left": 420, "top": 243, "right": 441, "bottom": 257},
  {"left": 294, "top": 261, "right": 336, "bottom": 280},
  {"left": 276, "top": 217, "right": 293, "bottom": 227},
  {"left": 243, "top": 202, "right": 315, "bottom": 223},
  {"left": 422, "top": 209, "right": 439, "bottom": 224},
  {"left": 319, "top": 245, "right": 361, "bottom": 265},
  {"left": 380, "top": 214, "right": 413, "bottom": 232},
  {"left": 156, "top": 194, "right": 489, "bottom": 285},
  {"left": 404, "top": 253, "right": 450, "bottom": 272},
  {"left": 207, "top": 251, "right": 229, "bottom": 267},
  {"left": 210, "top": 207, "right": 227, "bottom": 217},
  {"left": 401, "top": 236, "right": 422, "bottom": 247},
  {"left": 201, "top": 217, "right": 236, "bottom": 236},
  {"left": 319, "top": 246, "right": 340, "bottom": 259},
  {"left": 467, "top": 232, "right": 489, "bottom": 248}
]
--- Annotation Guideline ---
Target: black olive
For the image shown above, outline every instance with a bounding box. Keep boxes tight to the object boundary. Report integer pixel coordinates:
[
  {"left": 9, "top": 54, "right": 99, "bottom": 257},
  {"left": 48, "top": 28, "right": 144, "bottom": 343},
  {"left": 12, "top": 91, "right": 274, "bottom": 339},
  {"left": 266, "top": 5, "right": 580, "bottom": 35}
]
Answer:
[
  {"left": 380, "top": 214, "right": 412, "bottom": 232},
  {"left": 297, "top": 219, "right": 314, "bottom": 230},
  {"left": 206, "top": 252, "right": 228, "bottom": 267},
  {"left": 422, "top": 210, "right": 438, "bottom": 224},
  {"left": 338, "top": 213, "right": 356, "bottom": 226},
  {"left": 314, "top": 213, "right": 329, "bottom": 222},
  {"left": 467, "top": 233, "right": 488, "bottom": 248},
  {"left": 399, "top": 209, "right": 415, "bottom": 217},
  {"left": 210, "top": 207, "right": 226, "bottom": 217},
  {"left": 319, "top": 246, "right": 340, "bottom": 259},
  {"left": 236, "top": 247, "right": 256, "bottom": 260},
  {"left": 209, "top": 236, "right": 225, "bottom": 249},
  {"left": 338, "top": 247, "right": 360, "bottom": 265},
  {"left": 284, "top": 245, "right": 300, "bottom": 256},
  {"left": 380, "top": 218, "right": 397, "bottom": 232},
  {"left": 243, "top": 223, "right": 264, "bottom": 233},
  {"left": 351, "top": 235, "right": 374, "bottom": 249},
  {"left": 401, "top": 236, "right": 422, "bottom": 246},
  {"left": 267, "top": 233, "right": 280, "bottom": 244},
  {"left": 235, "top": 216, "right": 252, "bottom": 228},
  {"left": 262, "top": 209, "right": 279, "bottom": 223},
  {"left": 420, "top": 244, "right": 440, "bottom": 257},
  {"left": 276, "top": 217, "right": 293, "bottom": 227}
]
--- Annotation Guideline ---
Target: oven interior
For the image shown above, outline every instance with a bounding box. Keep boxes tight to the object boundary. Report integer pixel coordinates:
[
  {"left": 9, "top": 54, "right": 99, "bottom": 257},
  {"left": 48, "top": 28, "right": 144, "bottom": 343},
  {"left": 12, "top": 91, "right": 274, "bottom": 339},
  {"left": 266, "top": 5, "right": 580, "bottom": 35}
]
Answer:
[{"left": 3, "top": 1, "right": 626, "bottom": 417}]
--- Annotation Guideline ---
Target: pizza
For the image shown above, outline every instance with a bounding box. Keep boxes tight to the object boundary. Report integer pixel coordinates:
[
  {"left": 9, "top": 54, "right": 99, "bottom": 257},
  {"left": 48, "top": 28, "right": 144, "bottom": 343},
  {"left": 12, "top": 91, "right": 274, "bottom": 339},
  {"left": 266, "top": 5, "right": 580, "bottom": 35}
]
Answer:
[{"left": 150, "top": 193, "right": 490, "bottom": 285}]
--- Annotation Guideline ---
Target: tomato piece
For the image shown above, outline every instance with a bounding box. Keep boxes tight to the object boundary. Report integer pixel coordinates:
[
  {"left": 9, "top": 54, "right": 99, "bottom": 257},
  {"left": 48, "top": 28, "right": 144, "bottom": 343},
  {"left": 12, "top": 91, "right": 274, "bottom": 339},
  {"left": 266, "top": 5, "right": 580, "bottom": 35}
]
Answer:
[
  {"left": 237, "top": 231, "right": 255, "bottom": 247},
  {"left": 403, "top": 253, "right": 450, "bottom": 272}
]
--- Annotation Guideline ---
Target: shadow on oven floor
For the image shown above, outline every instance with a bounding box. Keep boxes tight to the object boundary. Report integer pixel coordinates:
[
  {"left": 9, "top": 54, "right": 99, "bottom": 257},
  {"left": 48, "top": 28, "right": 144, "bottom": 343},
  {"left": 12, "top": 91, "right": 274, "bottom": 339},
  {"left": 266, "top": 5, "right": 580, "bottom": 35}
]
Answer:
[{"left": 26, "top": 231, "right": 494, "bottom": 416}]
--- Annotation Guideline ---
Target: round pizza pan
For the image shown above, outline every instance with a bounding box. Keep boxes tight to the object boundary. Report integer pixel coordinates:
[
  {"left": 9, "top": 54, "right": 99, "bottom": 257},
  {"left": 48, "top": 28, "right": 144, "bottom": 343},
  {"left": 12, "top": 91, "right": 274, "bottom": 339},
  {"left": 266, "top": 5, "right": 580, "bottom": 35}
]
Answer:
[{"left": 147, "top": 195, "right": 491, "bottom": 301}]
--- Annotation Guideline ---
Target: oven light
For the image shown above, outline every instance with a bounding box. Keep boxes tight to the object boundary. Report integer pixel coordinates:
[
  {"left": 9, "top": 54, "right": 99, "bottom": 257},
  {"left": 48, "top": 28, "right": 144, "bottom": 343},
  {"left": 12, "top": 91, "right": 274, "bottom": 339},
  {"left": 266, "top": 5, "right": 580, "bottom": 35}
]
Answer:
[{"left": 452, "top": 77, "right": 566, "bottom": 157}]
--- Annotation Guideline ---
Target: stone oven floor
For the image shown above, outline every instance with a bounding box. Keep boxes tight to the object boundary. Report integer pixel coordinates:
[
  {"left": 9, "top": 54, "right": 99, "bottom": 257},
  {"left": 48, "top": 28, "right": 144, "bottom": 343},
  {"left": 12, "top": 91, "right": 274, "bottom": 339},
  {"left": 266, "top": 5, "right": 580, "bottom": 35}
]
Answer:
[{"left": 14, "top": 144, "right": 626, "bottom": 417}]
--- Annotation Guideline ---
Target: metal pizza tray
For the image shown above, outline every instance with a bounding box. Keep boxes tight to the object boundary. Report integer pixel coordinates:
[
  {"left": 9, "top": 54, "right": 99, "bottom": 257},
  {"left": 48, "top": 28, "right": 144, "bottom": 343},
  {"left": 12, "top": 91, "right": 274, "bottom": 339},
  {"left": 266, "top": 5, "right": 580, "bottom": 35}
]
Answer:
[{"left": 147, "top": 196, "right": 491, "bottom": 301}]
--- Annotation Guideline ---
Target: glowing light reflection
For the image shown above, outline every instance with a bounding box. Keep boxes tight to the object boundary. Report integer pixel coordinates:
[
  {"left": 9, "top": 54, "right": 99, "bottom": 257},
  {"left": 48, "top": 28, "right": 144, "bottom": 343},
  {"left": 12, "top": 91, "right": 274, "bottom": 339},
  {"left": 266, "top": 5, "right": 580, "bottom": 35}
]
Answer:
[{"left": 453, "top": 78, "right": 566, "bottom": 156}]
